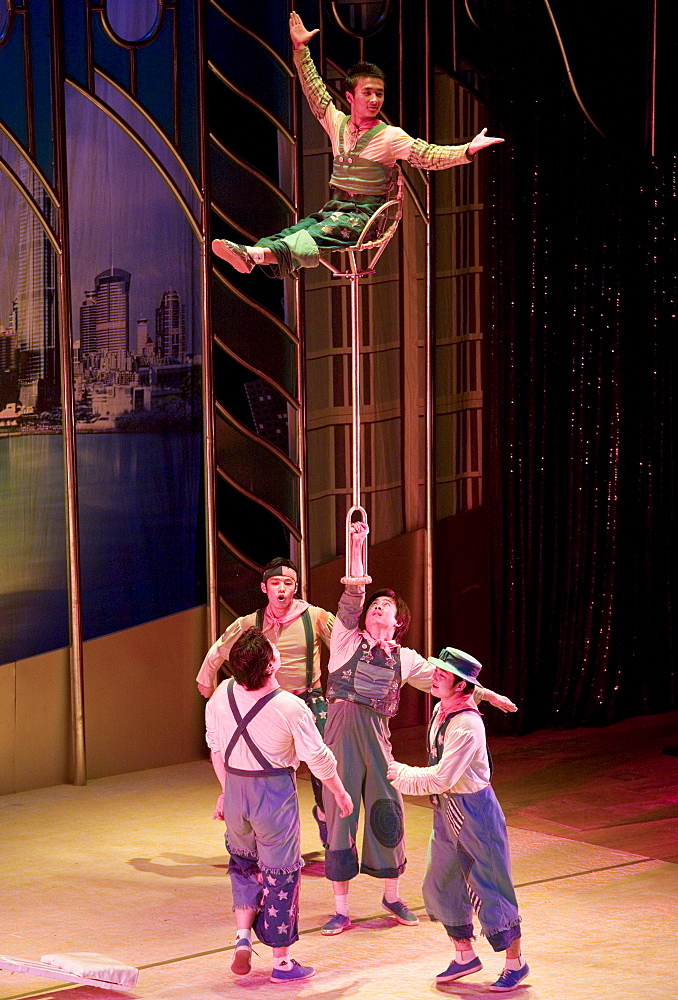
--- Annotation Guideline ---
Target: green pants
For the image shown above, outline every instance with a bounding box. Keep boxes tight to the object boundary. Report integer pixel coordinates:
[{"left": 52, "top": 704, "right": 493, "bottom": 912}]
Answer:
[
  {"left": 323, "top": 700, "right": 406, "bottom": 881},
  {"left": 255, "top": 196, "right": 384, "bottom": 278}
]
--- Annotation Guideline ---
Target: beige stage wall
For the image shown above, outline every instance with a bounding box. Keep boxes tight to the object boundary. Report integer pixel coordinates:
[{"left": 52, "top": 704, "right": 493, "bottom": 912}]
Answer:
[
  {"left": 2, "top": 529, "right": 427, "bottom": 795},
  {"left": 1, "top": 605, "right": 208, "bottom": 795}
]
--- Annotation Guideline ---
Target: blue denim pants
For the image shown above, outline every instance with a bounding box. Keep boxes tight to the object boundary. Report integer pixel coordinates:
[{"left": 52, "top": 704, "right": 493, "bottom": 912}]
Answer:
[{"left": 422, "top": 785, "right": 522, "bottom": 952}]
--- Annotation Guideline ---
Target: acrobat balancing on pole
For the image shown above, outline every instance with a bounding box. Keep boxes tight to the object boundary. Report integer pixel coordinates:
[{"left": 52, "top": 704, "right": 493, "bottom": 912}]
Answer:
[{"left": 213, "top": 11, "right": 504, "bottom": 279}]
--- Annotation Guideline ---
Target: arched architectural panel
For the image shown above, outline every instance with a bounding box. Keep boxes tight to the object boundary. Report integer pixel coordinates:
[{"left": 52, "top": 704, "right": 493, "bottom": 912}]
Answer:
[
  {"left": 0, "top": 0, "right": 209, "bottom": 789},
  {"left": 207, "top": 0, "right": 305, "bottom": 614}
]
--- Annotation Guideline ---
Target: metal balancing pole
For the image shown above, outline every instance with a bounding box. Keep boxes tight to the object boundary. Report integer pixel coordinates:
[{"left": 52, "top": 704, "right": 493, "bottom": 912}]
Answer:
[{"left": 342, "top": 266, "right": 371, "bottom": 585}]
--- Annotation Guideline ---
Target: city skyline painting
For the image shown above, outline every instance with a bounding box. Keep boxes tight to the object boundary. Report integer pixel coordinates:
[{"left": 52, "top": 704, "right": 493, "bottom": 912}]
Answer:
[
  {"left": 1, "top": 83, "right": 203, "bottom": 432},
  {"left": 1, "top": 69, "right": 206, "bottom": 663}
]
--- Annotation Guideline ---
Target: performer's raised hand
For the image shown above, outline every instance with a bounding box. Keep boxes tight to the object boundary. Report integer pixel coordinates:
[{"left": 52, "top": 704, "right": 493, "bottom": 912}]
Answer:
[
  {"left": 343, "top": 517, "right": 371, "bottom": 585},
  {"left": 349, "top": 519, "right": 369, "bottom": 573},
  {"left": 468, "top": 127, "right": 505, "bottom": 156},
  {"left": 350, "top": 519, "right": 370, "bottom": 544},
  {"left": 290, "top": 11, "right": 319, "bottom": 49}
]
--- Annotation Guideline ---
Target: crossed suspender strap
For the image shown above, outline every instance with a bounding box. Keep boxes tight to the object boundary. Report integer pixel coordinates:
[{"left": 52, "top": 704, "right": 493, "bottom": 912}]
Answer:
[
  {"left": 255, "top": 607, "right": 315, "bottom": 691},
  {"left": 428, "top": 707, "right": 494, "bottom": 778},
  {"left": 223, "top": 680, "right": 292, "bottom": 777}
]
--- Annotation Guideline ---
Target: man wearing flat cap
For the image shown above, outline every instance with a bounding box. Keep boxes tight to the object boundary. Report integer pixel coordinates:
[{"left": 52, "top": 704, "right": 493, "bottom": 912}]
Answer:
[{"left": 388, "top": 648, "right": 529, "bottom": 993}]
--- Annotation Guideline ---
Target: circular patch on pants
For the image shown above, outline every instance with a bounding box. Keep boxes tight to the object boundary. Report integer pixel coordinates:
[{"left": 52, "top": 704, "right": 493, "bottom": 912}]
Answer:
[{"left": 370, "top": 798, "right": 404, "bottom": 848}]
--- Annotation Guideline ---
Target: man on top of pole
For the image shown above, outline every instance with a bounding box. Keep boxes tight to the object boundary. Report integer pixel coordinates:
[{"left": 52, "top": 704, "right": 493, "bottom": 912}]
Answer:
[{"left": 213, "top": 11, "right": 504, "bottom": 279}]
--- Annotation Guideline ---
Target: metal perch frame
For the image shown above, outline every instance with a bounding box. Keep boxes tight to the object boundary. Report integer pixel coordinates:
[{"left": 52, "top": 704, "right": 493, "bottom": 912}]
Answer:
[{"left": 318, "top": 171, "right": 404, "bottom": 583}]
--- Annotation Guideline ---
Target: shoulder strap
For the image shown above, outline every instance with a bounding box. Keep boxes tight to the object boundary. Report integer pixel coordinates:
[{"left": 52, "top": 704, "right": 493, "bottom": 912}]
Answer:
[
  {"left": 433, "top": 707, "right": 480, "bottom": 747},
  {"left": 223, "top": 681, "right": 284, "bottom": 771},
  {"left": 428, "top": 706, "right": 493, "bottom": 778},
  {"left": 427, "top": 706, "right": 472, "bottom": 752},
  {"left": 255, "top": 607, "right": 264, "bottom": 630},
  {"left": 301, "top": 609, "right": 314, "bottom": 689},
  {"left": 352, "top": 120, "right": 388, "bottom": 155},
  {"left": 338, "top": 115, "right": 349, "bottom": 154}
]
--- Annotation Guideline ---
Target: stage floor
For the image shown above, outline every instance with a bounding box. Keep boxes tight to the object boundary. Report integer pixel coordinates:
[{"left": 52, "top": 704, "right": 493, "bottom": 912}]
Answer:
[{"left": 1, "top": 711, "right": 677, "bottom": 1000}]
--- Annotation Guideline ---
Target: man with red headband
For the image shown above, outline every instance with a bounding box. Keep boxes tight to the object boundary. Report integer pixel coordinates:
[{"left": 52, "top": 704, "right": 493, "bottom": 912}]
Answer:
[{"left": 197, "top": 557, "right": 334, "bottom": 844}]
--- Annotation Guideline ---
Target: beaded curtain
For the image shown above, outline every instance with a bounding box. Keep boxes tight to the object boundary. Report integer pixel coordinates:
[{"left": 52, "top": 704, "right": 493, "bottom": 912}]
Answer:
[{"left": 482, "top": 1, "right": 676, "bottom": 729}]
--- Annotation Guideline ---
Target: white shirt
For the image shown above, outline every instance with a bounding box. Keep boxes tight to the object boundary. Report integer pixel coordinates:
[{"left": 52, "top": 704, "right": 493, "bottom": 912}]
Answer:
[
  {"left": 205, "top": 680, "right": 337, "bottom": 781},
  {"left": 390, "top": 704, "right": 491, "bottom": 796}
]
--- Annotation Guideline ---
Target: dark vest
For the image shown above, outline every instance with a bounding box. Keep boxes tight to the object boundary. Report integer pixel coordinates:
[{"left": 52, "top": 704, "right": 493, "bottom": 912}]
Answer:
[{"left": 327, "top": 638, "right": 402, "bottom": 717}]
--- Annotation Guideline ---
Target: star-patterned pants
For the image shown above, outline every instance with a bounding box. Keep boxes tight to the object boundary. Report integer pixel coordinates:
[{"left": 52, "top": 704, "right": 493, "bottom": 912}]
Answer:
[
  {"left": 254, "top": 194, "right": 385, "bottom": 278},
  {"left": 299, "top": 687, "right": 328, "bottom": 812},
  {"left": 223, "top": 770, "right": 302, "bottom": 948}
]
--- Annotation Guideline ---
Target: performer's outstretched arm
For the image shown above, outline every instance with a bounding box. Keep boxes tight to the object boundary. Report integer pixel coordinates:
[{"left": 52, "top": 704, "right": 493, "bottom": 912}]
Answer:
[
  {"left": 289, "top": 12, "right": 330, "bottom": 122},
  {"left": 407, "top": 128, "right": 504, "bottom": 171},
  {"left": 474, "top": 683, "right": 518, "bottom": 713},
  {"left": 468, "top": 127, "right": 504, "bottom": 156}
]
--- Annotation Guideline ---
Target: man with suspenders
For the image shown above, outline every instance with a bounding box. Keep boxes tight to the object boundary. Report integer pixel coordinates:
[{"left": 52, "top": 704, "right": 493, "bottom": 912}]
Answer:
[
  {"left": 320, "top": 523, "right": 516, "bottom": 936},
  {"left": 206, "top": 627, "right": 352, "bottom": 982},
  {"left": 388, "top": 648, "right": 529, "bottom": 993},
  {"left": 197, "top": 557, "right": 334, "bottom": 844},
  {"left": 212, "top": 12, "right": 503, "bottom": 278}
]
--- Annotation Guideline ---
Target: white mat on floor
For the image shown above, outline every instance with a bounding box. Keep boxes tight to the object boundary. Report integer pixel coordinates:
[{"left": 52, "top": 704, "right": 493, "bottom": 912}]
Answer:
[{"left": 0, "top": 952, "right": 138, "bottom": 990}]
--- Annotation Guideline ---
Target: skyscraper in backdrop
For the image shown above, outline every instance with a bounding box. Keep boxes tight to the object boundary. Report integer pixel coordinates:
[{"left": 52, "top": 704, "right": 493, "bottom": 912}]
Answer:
[
  {"left": 15, "top": 161, "right": 59, "bottom": 411},
  {"left": 155, "top": 288, "right": 186, "bottom": 361}
]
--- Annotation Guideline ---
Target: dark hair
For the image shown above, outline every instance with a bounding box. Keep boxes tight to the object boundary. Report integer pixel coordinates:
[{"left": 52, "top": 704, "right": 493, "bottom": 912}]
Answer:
[
  {"left": 229, "top": 627, "right": 274, "bottom": 690},
  {"left": 453, "top": 677, "right": 477, "bottom": 695},
  {"left": 262, "top": 557, "right": 299, "bottom": 581},
  {"left": 344, "top": 61, "right": 386, "bottom": 95},
  {"left": 359, "top": 588, "right": 411, "bottom": 643}
]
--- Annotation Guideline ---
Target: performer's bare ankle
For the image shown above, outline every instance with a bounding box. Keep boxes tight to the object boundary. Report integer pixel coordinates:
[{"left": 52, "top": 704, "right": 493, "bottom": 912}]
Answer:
[
  {"left": 247, "top": 247, "right": 266, "bottom": 264},
  {"left": 331, "top": 881, "right": 350, "bottom": 917}
]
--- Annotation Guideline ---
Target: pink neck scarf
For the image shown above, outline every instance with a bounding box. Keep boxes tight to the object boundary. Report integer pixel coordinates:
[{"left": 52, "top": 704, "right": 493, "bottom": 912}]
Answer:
[{"left": 263, "top": 598, "right": 310, "bottom": 640}]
